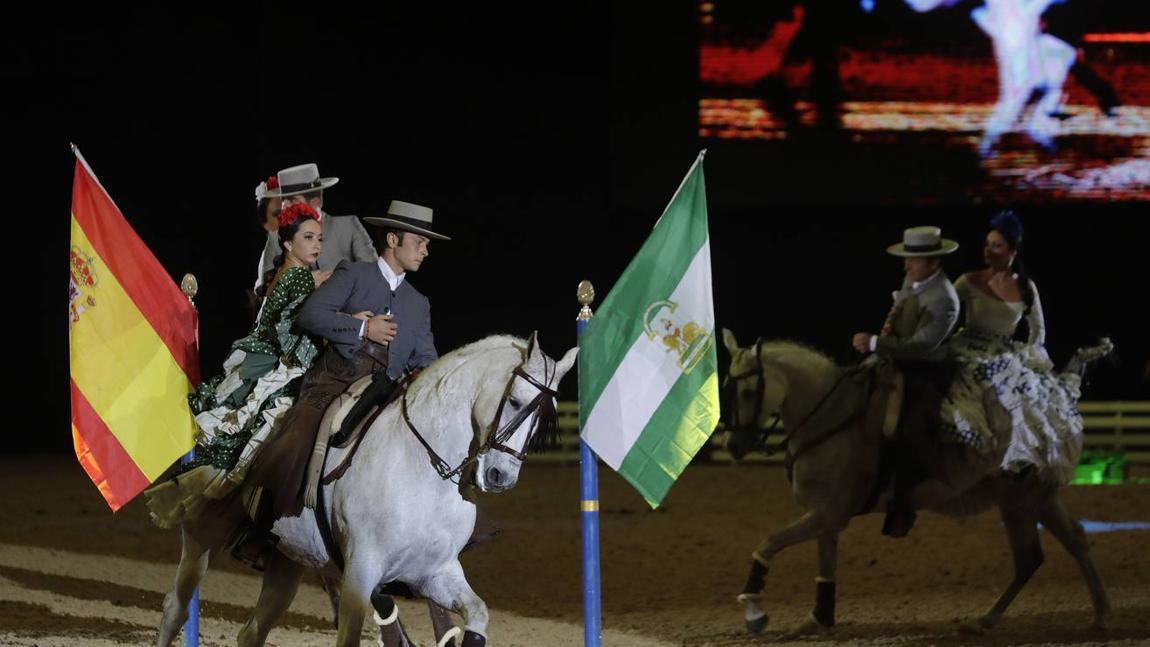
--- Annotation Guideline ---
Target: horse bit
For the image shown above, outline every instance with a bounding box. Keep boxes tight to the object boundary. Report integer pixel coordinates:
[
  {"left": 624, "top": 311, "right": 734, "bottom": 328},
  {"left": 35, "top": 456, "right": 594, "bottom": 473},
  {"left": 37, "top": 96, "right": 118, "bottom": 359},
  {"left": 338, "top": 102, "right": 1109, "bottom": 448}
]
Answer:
[{"left": 401, "top": 357, "right": 560, "bottom": 483}]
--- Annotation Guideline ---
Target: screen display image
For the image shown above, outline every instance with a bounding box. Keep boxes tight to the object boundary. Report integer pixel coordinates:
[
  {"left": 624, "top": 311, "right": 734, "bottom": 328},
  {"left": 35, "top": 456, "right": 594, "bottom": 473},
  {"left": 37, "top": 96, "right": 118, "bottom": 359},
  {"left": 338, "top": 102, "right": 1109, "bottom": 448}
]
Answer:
[{"left": 699, "top": 1, "right": 1150, "bottom": 203}]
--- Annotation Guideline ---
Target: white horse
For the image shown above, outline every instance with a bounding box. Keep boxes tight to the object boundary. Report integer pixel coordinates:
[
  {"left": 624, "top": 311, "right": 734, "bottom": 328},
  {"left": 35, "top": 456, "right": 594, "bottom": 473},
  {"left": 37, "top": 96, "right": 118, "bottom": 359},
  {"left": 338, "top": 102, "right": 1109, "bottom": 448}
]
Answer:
[
  {"left": 972, "top": 0, "right": 1076, "bottom": 154},
  {"left": 156, "top": 333, "right": 578, "bottom": 647},
  {"left": 721, "top": 329, "right": 1112, "bottom": 637},
  {"left": 906, "top": 0, "right": 1077, "bottom": 155}
]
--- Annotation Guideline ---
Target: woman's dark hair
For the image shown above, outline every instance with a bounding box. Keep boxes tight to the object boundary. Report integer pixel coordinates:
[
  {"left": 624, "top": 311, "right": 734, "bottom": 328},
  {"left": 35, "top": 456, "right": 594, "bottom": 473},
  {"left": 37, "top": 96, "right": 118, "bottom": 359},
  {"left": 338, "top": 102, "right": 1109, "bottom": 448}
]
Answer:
[
  {"left": 257, "top": 206, "right": 318, "bottom": 297},
  {"left": 256, "top": 198, "right": 275, "bottom": 229},
  {"left": 990, "top": 210, "right": 1035, "bottom": 315}
]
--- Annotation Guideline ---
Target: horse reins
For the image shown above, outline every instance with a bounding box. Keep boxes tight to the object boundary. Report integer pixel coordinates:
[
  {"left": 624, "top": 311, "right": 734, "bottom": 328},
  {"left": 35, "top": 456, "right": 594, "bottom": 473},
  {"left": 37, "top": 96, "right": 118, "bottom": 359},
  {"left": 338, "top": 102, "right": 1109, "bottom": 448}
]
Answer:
[
  {"left": 725, "top": 340, "right": 854, "bottom": 458},
  {"left": 401, "top": 359, "right": 559, "bottom": 483},
  {"left": 313, "top": 356, "right": 560, "bottom": 572},
  {"left": 782, "top": 369, "right": 855, "bottom": 464}
]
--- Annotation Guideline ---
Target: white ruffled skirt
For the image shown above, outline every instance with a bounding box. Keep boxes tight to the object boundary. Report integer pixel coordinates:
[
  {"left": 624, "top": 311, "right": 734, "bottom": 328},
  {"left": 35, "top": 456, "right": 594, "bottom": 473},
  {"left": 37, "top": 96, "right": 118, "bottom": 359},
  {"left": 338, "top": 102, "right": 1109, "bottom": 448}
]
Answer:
[{"left": 939, "top": 332, "right": 1083, "bottom": 485}]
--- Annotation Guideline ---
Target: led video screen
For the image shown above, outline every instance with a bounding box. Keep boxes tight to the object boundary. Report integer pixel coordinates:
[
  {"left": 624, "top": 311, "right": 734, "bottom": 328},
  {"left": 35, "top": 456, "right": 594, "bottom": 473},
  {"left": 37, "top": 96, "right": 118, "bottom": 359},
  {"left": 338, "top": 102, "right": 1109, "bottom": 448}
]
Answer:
[{"left": 698, "top": 1, "right": 1150, "bottom": 202}]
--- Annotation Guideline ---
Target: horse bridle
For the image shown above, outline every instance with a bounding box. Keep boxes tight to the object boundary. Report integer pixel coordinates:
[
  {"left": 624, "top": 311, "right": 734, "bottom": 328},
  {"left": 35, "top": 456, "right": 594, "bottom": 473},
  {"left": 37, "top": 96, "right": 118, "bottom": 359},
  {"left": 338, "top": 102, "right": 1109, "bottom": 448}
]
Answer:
[
  {"left": 309, "top": 357, "right": 557, "bottom": 574},
  {"left": 724, "top": 339, "right": 768, "bottom": 429},
  {"left": 722, "top": 339, "right": 782, "bottom": 450},
  {"left": 723, "top": 339, "right": 859, "bottom": 461},
  {"left": 401, "top": 357, "right": 560, "bottom": 483}
]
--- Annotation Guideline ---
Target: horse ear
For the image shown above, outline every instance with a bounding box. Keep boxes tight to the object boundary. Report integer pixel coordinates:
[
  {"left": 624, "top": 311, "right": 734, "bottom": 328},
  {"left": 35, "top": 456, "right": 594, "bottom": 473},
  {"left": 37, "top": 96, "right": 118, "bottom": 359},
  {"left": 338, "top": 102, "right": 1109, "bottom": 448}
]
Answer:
[
  {"left": 555, "top": 347, "right": 579, "bottom": 379},
  {"left": 722, "top": 328, "right": 739, "bottom": 353},
  {"left": 526, "top": 330, "right": 539, "bottom": 358}
]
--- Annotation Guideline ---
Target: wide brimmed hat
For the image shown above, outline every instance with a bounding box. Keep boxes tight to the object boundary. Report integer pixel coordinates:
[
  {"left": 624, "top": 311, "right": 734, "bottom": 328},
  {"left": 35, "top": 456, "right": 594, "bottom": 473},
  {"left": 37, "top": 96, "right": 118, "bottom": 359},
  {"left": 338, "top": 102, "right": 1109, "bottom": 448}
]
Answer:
[
  {"left": 263, "top": 163, "right": 339, "bottom": 198},
  {"left": 363, "top": 200, "right": 451, "bottom": 241},
  {"left": 887, "top": 226, "right": 959, "bottom": 257}
]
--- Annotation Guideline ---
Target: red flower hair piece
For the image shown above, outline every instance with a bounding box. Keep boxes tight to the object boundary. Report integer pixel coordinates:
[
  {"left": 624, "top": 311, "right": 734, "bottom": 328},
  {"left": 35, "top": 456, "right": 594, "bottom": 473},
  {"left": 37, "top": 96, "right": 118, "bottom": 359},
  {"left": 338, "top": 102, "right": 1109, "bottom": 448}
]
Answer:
[
  {"left": 266, "top": 175, "right": 279, "bottom": 189},
  {"left": 278, "top": 202, "right": 320, "bottom": 228}
]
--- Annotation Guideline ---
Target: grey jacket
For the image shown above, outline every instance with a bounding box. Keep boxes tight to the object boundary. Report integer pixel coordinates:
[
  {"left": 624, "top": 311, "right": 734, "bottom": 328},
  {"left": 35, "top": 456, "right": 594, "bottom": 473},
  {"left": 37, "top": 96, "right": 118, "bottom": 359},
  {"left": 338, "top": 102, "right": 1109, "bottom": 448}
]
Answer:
[
  {"left": 297, "top": 260, "right": 437, "bottom": 379},
  {"left": 874, "top": 270, "right": 960, "bottom": 362},
  {"left": 258, "top": 210, "right": 376, "bottom": 287}
]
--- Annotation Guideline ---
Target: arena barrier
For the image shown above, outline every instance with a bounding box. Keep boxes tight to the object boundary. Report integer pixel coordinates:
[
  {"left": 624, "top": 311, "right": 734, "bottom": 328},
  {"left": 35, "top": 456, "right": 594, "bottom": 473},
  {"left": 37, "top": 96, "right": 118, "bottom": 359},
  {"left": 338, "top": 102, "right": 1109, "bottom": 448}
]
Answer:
[{"left": 545, "top": 400, "right": 1150, "bottom": 468}]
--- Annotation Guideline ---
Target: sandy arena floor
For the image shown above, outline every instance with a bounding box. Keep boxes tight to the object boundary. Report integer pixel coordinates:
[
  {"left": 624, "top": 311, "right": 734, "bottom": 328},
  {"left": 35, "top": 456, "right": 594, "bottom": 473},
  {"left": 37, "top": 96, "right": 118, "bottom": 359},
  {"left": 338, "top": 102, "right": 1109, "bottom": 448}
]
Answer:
[{"left": 1, "top": 454, "right": 1147, "bottom": 646}]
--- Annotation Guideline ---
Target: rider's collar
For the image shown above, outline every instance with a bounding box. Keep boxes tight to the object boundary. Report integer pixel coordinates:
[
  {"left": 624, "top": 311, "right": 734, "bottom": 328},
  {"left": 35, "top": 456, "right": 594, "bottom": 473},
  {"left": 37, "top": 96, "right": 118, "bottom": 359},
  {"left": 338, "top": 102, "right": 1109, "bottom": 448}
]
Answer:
[
  {"left": 911, "top": 269, "right": 941, "bottom": 291},
  {"left": 376, "top": 257, "right": 406, "bottom": 291}
]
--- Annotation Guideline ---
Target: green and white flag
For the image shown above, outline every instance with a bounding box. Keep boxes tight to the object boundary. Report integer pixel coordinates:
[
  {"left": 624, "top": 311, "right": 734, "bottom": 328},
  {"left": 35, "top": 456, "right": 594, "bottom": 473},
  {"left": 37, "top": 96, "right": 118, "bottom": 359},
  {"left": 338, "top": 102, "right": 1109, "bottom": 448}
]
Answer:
[{"left": 579, "top": 151, "right": 719, "bottom": 508}]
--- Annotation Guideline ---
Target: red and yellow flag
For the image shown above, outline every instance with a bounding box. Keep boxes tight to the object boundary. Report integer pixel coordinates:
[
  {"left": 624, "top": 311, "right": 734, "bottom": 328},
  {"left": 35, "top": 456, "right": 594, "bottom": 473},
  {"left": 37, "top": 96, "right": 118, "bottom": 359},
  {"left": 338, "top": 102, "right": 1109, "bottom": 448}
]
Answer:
[{"left": 69, "top": 147, "right": 200, "bottom": 511}]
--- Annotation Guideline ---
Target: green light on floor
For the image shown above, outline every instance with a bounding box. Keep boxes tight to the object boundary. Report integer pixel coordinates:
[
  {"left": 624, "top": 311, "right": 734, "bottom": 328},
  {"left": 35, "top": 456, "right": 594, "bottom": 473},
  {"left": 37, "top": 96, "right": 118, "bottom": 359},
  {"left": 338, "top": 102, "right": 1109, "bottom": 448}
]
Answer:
[{"left": 1072, "top": 452, "right": 1127, "bottom": 485}]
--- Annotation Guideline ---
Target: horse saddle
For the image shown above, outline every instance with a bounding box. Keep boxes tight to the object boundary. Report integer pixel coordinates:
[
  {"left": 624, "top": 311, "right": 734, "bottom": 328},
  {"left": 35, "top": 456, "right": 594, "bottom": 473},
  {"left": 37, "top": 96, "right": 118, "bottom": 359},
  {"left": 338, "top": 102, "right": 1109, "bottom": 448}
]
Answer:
[
  {"left": 302, "top": 372, "right": 403, "bottom": 509},
  {"left": 326, "top": 375, "right": 376, "bottom": 447},
  {"left": 866, "top": 362, "right": 905, "bottom": 441},
  {"left": 332, "top": 372, "right": 403, "bottom": 449},
  {"left": 786, "top": 360, "right": 904, "bottom": 461}
]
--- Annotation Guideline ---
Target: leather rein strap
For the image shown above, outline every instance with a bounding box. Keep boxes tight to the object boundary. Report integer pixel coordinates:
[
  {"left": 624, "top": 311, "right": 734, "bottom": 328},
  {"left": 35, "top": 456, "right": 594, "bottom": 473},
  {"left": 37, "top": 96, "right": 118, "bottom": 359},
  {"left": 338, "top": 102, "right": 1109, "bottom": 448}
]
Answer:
[
  {"left": 402, "top": 362, "right": 559, "bottom": 483},
  {"left": 312, "top": 361, "right": 558, "bottom": 571}
]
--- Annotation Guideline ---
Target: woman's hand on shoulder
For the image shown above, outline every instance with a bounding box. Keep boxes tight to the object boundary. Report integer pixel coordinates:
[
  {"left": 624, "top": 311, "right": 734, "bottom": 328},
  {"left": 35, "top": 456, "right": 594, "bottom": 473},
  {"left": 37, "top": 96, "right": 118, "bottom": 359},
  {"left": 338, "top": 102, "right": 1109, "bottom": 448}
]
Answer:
[{"left": 312, "top": 269, "right": 333, "bottom": 288}]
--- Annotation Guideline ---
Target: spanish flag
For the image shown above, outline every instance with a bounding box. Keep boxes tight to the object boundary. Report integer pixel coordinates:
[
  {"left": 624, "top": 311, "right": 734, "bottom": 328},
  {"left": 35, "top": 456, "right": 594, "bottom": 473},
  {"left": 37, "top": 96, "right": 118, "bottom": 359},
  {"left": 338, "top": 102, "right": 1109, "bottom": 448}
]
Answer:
[{"left": 69, "top": 146, "right": 199, "bottom": 511}]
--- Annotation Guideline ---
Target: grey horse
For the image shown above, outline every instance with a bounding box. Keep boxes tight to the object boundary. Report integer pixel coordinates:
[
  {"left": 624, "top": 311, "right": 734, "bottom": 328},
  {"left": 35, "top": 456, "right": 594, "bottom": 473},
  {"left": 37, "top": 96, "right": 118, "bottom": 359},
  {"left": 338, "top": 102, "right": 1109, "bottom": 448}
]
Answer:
[{"left": 721, "top": 329, "right": 1113, "bottom": 637}]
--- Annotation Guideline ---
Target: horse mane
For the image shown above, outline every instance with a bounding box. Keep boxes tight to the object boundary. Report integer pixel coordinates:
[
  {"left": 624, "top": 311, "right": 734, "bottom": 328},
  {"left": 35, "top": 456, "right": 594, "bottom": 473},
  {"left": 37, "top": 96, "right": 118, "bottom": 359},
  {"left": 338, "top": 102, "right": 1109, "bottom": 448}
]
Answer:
[
  {"left": 406, "top": 334, "right": 560, "bottom": 453},
  {"left": 759, "top": 339, "right": 836, "bottom": 373},
  {"left": 440, "top": 334, "right": 527, "bottom": 360},
  {"left": 412, "top": 334, "right": 527, "bottom": 388}
]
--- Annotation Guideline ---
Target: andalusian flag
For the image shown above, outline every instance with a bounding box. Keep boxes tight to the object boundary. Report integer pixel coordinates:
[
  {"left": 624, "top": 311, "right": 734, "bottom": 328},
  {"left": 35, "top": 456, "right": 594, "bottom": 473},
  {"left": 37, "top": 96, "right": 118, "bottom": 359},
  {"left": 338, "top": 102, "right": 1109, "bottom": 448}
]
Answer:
[
  {"left": 69, "top": 146, "right": 199, "bottom": 511},
  {"left": 579, "top": 151, "right": 719, "bottom": 508}
]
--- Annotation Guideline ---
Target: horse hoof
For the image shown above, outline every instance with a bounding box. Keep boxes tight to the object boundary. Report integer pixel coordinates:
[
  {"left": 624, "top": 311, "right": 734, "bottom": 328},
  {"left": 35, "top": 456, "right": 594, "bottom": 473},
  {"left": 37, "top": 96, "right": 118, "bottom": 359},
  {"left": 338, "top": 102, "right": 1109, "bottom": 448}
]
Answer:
[
  {"left": 783, "top": 615, "right": 831, "bottom": 639},
  {"left": 745, "top": 614, "right": 769, "bottom": 635},
  {"left": 1092, "top": 613, "right": 1111, "bottom": 632}
]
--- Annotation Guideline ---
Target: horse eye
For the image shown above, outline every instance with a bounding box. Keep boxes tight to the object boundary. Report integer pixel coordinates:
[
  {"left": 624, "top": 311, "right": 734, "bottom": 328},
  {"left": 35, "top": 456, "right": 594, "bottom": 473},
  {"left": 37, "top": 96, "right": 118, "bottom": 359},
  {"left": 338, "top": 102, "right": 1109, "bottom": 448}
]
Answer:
[{"left": 509, "top": 397, "right": 522, "bottom": 409}]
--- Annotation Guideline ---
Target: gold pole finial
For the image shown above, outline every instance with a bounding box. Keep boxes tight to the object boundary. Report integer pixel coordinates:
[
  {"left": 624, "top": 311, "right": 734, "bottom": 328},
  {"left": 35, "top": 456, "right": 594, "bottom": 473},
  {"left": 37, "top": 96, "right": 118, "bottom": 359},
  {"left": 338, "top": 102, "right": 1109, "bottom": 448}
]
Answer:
[
  {"left": 576, "top": 280, "right": 595, "bottom": 321},
  {"left": 180, "top": 273, "right": 199, "bottom": 306}
]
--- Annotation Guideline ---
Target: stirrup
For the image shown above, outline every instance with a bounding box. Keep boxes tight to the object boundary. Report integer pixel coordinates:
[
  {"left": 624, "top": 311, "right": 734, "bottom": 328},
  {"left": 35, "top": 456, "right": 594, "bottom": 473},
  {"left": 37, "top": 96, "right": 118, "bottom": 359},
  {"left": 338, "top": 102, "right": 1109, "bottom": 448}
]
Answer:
[{"left": 228, "top": 526, "right": 279, "bottom": 571}]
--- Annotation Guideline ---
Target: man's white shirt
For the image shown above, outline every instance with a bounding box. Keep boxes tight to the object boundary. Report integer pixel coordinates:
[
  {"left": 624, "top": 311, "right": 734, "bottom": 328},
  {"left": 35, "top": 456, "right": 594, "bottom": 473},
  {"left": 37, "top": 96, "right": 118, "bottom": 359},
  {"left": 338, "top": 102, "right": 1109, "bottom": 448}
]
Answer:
[
  {"left": 869, "top": 269, "right": 942, "bottom": 352},
  {"left": 359, "top": 257, "right": 406, "bottom": 339}
]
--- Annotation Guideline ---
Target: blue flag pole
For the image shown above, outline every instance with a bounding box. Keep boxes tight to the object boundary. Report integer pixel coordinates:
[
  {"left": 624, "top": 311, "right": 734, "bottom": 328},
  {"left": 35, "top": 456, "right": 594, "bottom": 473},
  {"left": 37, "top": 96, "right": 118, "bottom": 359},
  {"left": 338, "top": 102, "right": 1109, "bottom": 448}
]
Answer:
[
  {"left": 180, "top": 450, "right": 200, "bottom": 647},
  {"left": 576, "top": 280, "right": 602, "bottom": 647},
  {"left": 180, "top": 273, "right": 200, "bottom": 647}
]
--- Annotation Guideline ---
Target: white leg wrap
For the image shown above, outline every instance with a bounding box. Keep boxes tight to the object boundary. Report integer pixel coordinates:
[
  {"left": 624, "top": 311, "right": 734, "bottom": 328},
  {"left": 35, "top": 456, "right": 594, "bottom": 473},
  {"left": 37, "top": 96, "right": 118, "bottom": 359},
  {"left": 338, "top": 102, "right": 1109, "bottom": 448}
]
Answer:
[
  {"left": 438, "top": 626, "right": 463, "bottom": 647},
  {"left": 744, "top": 599, "right": 766, "bottom": 621},
  {"left": 374, "top": 605, "right": 399, "bottom": 627}
]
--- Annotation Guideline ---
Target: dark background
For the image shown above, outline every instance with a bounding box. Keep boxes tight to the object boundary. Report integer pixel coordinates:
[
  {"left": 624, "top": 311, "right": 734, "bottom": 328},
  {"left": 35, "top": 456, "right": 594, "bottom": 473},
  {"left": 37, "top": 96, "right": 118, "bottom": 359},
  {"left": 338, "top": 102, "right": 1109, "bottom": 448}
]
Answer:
[{"left": 12, "top": 1, "right": 1149, "bottom": 453}]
